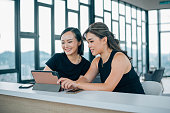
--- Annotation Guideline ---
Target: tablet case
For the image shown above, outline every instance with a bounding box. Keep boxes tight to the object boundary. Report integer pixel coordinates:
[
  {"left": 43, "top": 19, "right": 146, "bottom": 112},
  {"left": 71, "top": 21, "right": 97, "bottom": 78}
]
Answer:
[
  {"left": 32, "top": 83, "right": 61, "bottom": 92},
  {"left": 31, "top": 70, "right": 61, "bottom": 92}
]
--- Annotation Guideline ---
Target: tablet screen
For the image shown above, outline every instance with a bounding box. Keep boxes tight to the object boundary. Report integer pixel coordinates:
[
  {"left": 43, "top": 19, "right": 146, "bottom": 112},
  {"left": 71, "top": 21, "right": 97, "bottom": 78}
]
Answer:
[{"left": 31, "top": 70, "right": 60, "bottom": 84}]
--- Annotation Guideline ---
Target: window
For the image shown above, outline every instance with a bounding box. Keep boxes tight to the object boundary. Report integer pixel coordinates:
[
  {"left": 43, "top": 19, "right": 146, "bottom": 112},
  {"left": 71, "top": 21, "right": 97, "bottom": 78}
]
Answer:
[
  {"left": 39, "top": 6, "right": 51, "bottom": 67},
  {"left": 104, "top": 0, "right": 111, "bottom": 11},
  {"left": 126, "top": 5, "right": 131, "bottom": 23},
  {"left": 161, "top": 33, "right": 170, "bottom": 76},
  {"left": 80, "top": 5, "right": 89, "bottom": 33},
  {"left": 55, "top": 0, "right": 65, "bottom": 35},
  {"left": 68, "top": 12, "right": 78, "bottom": 28},
  {"left": 0, "top": 0, "right": 15, "bottom": 70},
  {"left": 20, "top": 0, "right": 34, "bottom": 32},
  {"left": 149, "top": 10, "right": 159, "bottom": 68},
  {"left": 112, "top": 1, "right": 118, "bottom": 20},
  {"left": 0, "top": 73, "right": 17, "bottom": 83},
  {"left": 126, "top": 24, "right": 131, "bottom": 57},
  {"left": 95, "top": 0, "right": 103, "bottom": 17},
  {"left": 120, "top": 16, "right": 125, "bottom": 41},
  {"left": 104, "top": 12, "right": 111, "bottom": 31},
  {"left": 112, "top": 21, "right": 119, "bottom": 39},
  {"left": 132, "top": 19, "right": 136, "bottom": 42},
  {"left": 67, "top": 0, "right": 78, "bottom": 10},
  {"left": 21, "top": 39, "right": 34, "bottom": 80}
]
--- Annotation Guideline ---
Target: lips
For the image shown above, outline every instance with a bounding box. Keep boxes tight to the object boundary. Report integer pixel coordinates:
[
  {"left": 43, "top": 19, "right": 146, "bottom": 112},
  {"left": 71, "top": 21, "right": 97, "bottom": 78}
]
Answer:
[
  {"left": 64, "top": 49, "right": 71, "bottom": 53},
  {"left": 90, "top": 49, "right": 94, "bottom": 53}
]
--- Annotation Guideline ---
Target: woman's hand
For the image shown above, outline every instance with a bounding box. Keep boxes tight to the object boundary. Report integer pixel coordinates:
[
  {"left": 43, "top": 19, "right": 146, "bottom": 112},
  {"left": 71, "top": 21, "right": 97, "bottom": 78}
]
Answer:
[{"left": 57, "top": 78, "right": 78, "bottom": 89}]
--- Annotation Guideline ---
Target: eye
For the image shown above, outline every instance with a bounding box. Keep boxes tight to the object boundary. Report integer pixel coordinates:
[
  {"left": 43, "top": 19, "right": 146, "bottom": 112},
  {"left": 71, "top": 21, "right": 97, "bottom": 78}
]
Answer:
[
  {"left": 61, "top": 42, "right": 65, "bottom": 45},
  {"left": 90, "top": 41, "right": 94, "bottom": 43},
  {"left": 68, "top": 41, "right": 72, "bottom": 43}
]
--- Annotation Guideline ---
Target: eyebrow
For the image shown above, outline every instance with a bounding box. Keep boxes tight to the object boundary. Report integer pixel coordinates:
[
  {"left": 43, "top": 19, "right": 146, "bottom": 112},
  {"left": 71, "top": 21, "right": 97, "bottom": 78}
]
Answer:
[
  {"left": 61, "top": 38, "right": 73, "bottom": 41},
  {"left": 87, "top": 38, "right": 93, "bottom": 41}
]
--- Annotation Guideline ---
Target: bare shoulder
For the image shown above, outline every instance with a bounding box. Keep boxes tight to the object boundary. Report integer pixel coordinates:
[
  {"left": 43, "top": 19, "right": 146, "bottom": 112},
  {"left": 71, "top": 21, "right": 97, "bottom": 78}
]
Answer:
[
  {"left": 113, "top": 52, "right": 128, "bottom": 61},
  {"left": 92, "top": 56, "right": 101, "bottom": 63},
  {"left": 112, "top": 52, "right": 131, "bottom": 73}
]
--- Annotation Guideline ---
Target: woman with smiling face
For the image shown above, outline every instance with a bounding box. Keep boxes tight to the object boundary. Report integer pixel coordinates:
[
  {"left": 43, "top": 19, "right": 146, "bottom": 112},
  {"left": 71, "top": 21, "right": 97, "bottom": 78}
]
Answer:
[
  {"left": 57, "top": 22, "right": 145, "bottom": 94},
  {"left": 44, "top": 27, "right": 90, "bottom": 81}
]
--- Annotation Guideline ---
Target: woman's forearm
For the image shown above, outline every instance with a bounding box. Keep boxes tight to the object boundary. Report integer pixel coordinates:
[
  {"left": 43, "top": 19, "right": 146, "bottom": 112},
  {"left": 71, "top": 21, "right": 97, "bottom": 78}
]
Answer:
[
  {"left": 77, "top": 82, "right": 114, "bottom": 91},
  {"left": 76, "top": 76, "right": 90, "bottom": 83}
]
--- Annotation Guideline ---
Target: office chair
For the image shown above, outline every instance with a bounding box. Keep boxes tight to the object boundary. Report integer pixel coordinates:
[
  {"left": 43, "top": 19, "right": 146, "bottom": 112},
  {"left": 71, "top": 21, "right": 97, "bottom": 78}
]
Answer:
[
  {"left": 141, "top": 81, "right": 163, "bottom": 95},
  {"left": 144, "top": 67, "right": 165, "bottom": 83}
]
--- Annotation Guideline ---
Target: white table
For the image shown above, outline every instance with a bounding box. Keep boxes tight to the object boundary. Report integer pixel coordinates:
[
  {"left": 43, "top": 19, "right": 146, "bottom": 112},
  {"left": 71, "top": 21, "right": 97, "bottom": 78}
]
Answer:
[{"left": 0, "top": 82, "right": 170, "bottom": 113}]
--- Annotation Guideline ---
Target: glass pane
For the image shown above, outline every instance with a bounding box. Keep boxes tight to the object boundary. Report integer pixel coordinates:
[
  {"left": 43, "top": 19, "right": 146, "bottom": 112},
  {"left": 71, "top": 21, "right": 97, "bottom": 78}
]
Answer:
[
  {"left": 149, "top": 25, "right": 158, "bottom": 68},
  {"left": 0, "top": 73, "right": 17, "bottom": 82},
  {"left": 142, "top": 22, "right": 146, "bottom": 43},
  {"left": 55, "top": 0, "right": 65, "bottom": 34},
  {"left": 161, "top": 33, "right": 170, "bottom": 76},
  {"left": 142, "top": 11, "right": 145, "bottom": 21},
  {"left": 55, "top": 40, "right": 63, "bottom": 53},
  {"left": 20, "top": 0, "right": 34, "bottom": 32},
  {"left": 132, "top": 44, "right": 137, "bottom": 67},
  {"left": 80, "top": 0, "right": 89, "bottom": 4},
  {"left": 112, "top": 21, "right": 119, "bottom": 39},
  {"left": 21, "top": 39, "right": 34, "bottom": 80},
  {"left": 160, "top": 24, "right": 170, "bottom": 31},
  {"left": 138, "top": 61, "right": 142, "bottom": 73},
  {"left": 137, "top": 27, "right": 142, "bottom": 60},
  {"left": 120, "top": 16, "right": 125, "bottom": 41},
  {"left": 160, "top": 9, "right": 170, "bottom": 23},
  {"left": 132, "top": 7, "right": 136, "bottom": 18},
  {"left": 80, "top": 5, "right": 89, "bottom": 33},
  {"left": 126, "top": 5, "right": 131, "bottom": 23},
  {"left": 126, "top": 24, "right": 131, "bottom": 57},
  {"left": 95, "top": 17, "right": 103, "bottom": 22},
  {"left": 39, "top": 6, "right": 51, "bottom": 67},
  {"left": 0, "top": 0, "right": 15, "bottom": 69},
  {"left": 68, "top": 12, "right": 78, "bottom": 28},
  {"left": 112, "top": 1, "right": 118, "bottom": 20},
  {"left": 120, "top": 43, "right": 125, "bottom": 51},
  {"left": 143, "top": 66, "right": 146, "bottom": 73},
  {"left": 67, "top": 0, "right": 78, "bottom": 10},
  {"left": 132, "top": 19, "right": 136, "bottom": 42},
  {"left": 104, "top": 12, "right": 111, "bottom": 31},
  {"left": 119, "top": 2, "right": 125, "bottom": 15},
  {"left": 143, "top": 45, "right": 146, "bottom": 66},
  {"left": 38, "top": 0, "right": 52, "bottom": 4},
  {"left": 149, "top": 10, "right": 157, "bottom": 24},
  {"left": 104, "top": 0, "right": 111, "bottom": 11},
  {"left": 137, "top": 9, "right": 141, "bottom": 26},
  {"left": 83, "top": 41, "right": 89, "bottom": 61},
  {"left": 95, "top": 0, "right": 103, "bottom": 16}
]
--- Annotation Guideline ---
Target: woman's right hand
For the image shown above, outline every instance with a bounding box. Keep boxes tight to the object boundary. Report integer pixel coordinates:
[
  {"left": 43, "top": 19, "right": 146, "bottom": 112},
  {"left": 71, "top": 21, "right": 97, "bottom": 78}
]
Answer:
[{"left": 57, "top": 78, "right": 78, "bottom": 90}]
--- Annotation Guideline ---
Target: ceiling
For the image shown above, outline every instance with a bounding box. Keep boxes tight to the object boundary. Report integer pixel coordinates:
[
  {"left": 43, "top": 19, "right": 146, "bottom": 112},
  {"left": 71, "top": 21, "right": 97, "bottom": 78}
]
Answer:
[{"left": 121, "top": 0, "right": 170, "bottom": 10}]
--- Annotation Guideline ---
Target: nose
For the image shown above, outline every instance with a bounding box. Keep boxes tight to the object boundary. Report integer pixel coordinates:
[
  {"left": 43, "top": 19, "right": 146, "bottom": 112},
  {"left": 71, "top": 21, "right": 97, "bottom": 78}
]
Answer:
[{"left": 88, "top": 43, "right": 91, "bottom": 48}]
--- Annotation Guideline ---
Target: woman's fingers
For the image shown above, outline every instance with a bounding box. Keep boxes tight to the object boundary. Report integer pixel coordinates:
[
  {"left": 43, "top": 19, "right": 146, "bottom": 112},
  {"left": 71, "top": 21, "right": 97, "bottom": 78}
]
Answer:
[{"left": 57, "top": 77, "right": 66, "bottom": 84}]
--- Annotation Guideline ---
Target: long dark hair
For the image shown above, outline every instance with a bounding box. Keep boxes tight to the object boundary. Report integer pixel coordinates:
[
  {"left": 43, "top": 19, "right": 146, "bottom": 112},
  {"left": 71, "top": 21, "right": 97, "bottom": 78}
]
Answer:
[
  {"left": 60, "top": 27, "right": 84, "bottom": 55},
  {"left": 83, "top": 22, "right": 130, "bottom": 59}
]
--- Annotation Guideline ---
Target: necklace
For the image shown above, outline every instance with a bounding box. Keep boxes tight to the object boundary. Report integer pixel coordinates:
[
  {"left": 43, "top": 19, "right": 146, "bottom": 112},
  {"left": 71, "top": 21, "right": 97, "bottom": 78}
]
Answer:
[{"left": 77, "top": 55, "right": 81, "bottom": 64}]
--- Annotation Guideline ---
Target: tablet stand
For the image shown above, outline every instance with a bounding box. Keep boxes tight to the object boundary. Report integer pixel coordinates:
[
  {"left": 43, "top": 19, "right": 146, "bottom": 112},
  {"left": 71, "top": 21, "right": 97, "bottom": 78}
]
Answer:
[{"left": 32, "top": 83, "right": 61, "bottom": 92}]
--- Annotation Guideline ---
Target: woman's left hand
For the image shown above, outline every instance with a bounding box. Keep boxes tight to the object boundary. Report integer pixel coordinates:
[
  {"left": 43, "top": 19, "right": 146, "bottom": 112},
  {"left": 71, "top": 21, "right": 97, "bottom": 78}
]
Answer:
[{"left": 57, "top": 78, "right": 78, "bottom": 89}]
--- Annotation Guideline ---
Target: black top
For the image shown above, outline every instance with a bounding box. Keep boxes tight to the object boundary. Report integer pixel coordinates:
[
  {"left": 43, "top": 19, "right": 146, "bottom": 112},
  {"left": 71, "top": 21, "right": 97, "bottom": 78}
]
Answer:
[
  {"left": 46, "top": 53, "right": 91, "bottom": 81},
  {"left": 98, "top": 50, "right": 145, "bottom": 94}
]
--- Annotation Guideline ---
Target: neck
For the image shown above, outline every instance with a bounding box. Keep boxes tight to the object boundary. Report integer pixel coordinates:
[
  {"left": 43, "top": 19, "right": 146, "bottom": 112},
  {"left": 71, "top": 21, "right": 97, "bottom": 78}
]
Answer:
[
  {"left": 67, "top": 53, "right": 81, "bottom": 64},
  {"left": 100, "top": 48, "right": 112, "bottom": 63}
]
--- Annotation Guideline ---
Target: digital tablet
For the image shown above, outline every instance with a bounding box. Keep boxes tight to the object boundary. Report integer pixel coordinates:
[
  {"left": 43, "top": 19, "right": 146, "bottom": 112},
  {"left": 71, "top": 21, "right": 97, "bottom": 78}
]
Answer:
[{"left": 31, "top": 70, "right": 60, "bottom": 84}]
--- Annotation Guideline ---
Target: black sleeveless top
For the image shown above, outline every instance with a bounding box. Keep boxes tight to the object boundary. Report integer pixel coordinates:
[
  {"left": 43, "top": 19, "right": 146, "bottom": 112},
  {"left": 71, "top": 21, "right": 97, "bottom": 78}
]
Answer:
[
  {"left": 98, "top": 50, "right": 145, "bottom": 94},
  {"left": 46, "top": 53, "right": 90, "bottom": 81}
]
